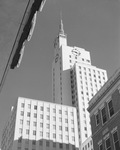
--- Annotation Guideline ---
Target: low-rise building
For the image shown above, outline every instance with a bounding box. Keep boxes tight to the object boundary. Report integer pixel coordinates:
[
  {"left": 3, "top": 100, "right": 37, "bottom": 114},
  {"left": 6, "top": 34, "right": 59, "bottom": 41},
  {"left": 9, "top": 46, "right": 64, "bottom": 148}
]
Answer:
[
  {"left": 88, "top": 68, "right": 120, "bottom": 150},
  {"left": 1, "top": 97, "right": 79, "bottom": 150}
]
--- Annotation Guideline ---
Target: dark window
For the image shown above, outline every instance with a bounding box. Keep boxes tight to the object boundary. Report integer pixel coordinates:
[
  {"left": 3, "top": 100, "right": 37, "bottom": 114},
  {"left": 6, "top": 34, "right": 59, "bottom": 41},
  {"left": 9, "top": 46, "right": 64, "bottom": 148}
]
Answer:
[
  {"left": 34, "top": 113, "right": 37, "bottom": 118},
  {"left": 53, "top": 142, "right": 56, "bottom": 148},
  {"left": 66, "top": 144, "right": 69, "bottom": 149},
  {"left": 105, "top": 138, "right": 111, "bottom": 150},
  {"left": 99, "top": 143, "right": 103, "bottom": 150},
  {"left": 113, "top": 131, "right": 120, "bottom": 150},
  {"left": 59, "top": 143, "right": 63, "bottom": 148},
  {"left": 32, "top": 140, "right": 36, "bottom": 145},
  {"left": 95, "top": 113, "right": 100, "bottom": 126},
  {"left": 101, "top": 107, "right": 107, "bottom": 124},
  {"left": 46, "top": 141, "right": 49, "bottom": 147},
  {"left": 108, "top": 100, "right": 114, "bottom": 117},
  {"left": 34, "top": 105, "right": 37, "bottom": 110},
  {"left": 27, "top": 112, "right": 30, "bottom": 117},
  {"left": 39, "top": 140, "right": 43, "bottom": 146}
]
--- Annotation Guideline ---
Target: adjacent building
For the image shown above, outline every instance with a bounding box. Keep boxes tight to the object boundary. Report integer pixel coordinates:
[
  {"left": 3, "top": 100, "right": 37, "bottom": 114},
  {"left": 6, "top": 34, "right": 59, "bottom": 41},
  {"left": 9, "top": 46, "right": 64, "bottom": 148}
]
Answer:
[
  {"left": 52, "top": 19, "right": 107, "bottom": 148},
  {"left": 88, "top": 68, "right": 120, "bottom": 150},
  {"left": 1, "top": 97, "right": 79, "bottom": 150}
]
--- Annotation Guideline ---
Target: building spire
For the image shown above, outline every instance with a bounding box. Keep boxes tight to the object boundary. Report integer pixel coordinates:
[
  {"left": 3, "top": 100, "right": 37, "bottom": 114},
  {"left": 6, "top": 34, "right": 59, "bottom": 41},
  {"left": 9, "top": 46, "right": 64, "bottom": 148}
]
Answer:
[{"left": 59, "top": 12, "right": 64, "bottom": 35}]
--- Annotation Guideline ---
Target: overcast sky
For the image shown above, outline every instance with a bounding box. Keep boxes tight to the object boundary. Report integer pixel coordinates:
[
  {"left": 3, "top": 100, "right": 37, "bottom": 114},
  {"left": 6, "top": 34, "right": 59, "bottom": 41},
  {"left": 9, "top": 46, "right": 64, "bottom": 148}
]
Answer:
[{"left": 0, "top": 0, "right": 120, "bottom": 145}]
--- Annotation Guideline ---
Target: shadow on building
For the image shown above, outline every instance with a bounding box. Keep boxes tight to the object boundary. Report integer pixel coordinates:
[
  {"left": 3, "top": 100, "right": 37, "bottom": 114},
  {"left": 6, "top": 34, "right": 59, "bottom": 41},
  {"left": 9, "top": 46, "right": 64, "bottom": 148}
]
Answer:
[{"left": 12, "top": 137, "right": 79, "bottom": 150}]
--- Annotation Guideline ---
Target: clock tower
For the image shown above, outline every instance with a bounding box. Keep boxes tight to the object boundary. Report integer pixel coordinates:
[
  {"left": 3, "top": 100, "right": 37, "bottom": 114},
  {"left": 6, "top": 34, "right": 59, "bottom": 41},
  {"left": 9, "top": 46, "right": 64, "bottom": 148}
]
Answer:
[{"left": 52, "top": 17, "right": 107, "bottom": 149}]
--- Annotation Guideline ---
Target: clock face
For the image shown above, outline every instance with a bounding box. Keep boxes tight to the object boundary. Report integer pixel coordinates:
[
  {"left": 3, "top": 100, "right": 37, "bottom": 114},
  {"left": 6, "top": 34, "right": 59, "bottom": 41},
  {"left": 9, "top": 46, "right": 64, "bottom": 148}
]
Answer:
[
  {"left": 55, "top": 54, "right": 59, "bottom": 63},
  {"left": 72, "top": 48, "right": 81, "bottom": 56}
]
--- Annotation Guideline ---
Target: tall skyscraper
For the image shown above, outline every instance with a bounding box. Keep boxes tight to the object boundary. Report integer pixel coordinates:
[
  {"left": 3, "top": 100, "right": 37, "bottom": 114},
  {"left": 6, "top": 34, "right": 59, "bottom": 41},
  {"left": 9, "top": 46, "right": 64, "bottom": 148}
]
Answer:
[
  {"left": 1, "top": 97, "right": 79, "bottom": 150},
  {"left": 52, "top": 19, "right": 108, "bottom": 147}
]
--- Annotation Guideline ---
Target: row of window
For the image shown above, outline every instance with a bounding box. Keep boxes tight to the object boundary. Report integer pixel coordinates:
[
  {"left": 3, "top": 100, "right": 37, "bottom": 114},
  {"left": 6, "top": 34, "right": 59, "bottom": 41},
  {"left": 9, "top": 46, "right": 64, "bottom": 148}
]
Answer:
[
  {"left": 79, "top": 66, "right": 105, "bottom": 75},
  {"left": 21, "top": 104, "right": 74, "bottom": 115},
  {"left": 18, "top": 142, "right": 76, "bottom": 150},
  {"left": 20, "top": 120, "right": 75, "bottom": 131},
  {"left": 19, "top": 128, "right": 75, "bottom": 141},
  {"left": 99, "top": 130, "right": 120, "bottom": 150},
  {"left": 20, "top": 113, "right": 74, "bottom": 124},
  {"left": 95, "top": 100, "right": 114, "bottom": 126}
]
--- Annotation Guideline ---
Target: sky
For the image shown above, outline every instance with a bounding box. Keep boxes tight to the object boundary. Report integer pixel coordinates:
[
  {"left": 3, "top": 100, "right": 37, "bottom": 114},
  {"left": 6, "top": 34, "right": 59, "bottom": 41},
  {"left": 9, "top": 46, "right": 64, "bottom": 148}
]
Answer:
[{"left": 0, "top": 0, "right": 120, "bottom": 145}]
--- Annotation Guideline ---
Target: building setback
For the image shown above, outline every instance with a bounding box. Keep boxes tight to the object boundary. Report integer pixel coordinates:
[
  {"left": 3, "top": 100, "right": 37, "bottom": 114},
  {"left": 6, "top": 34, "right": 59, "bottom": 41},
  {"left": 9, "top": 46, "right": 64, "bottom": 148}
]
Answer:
[
  {"left": 1, "top": 97, "right": 79, "bottom": 150},
  {"left": 88, "top": 68, "right": 120, "bottom": 150},
  {"left": 52, "top": 19, "right": 107, "bottom": 148}
]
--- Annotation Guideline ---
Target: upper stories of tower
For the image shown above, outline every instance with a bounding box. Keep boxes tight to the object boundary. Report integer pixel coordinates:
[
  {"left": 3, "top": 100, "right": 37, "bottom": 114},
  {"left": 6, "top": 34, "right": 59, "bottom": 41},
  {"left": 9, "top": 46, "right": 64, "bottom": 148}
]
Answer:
[{"left": 54, "top": 18, "right": 67, "bottom": 49}]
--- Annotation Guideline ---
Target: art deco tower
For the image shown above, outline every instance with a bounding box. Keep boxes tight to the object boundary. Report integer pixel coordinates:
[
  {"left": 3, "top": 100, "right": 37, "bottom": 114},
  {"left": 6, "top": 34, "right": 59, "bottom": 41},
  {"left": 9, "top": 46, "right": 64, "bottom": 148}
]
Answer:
[{"left": 52, "top": 19, "right": 108, "bottom": 147}]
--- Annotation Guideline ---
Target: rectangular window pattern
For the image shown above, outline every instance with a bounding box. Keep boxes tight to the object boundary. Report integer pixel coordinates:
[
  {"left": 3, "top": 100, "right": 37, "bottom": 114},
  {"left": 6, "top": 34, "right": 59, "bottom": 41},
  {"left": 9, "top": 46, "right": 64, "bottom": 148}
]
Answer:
[
  {"left": 105, "top": 137, "right": 111, "bottom": 150},
  {"left": 108, "top": 100, "right": 114, "bottom": 117},
  {"left": 101, "top": 107, "right": 107, "bottom": 124},
  {"left": 113, "top": 130, "right": 120, "bottom": 150}
]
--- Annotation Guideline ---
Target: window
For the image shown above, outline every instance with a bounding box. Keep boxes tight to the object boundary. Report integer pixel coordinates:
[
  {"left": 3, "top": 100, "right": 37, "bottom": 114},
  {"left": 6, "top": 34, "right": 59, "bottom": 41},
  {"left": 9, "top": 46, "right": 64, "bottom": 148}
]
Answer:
[
  {"left": 53, "top": 133, "right": 56, "bottom": 138},
  {"left": 33, "top": 130, "right": 36, "bottom": 135},
  {"left": 19, "top": 128, "right": 22, "bottom": 134},
  {"left": 34, "top": 113, "right": 37, "bottom": 118},
  {"left": 46, "top": 124, "right": 50, "bottom": 129},
  {"left": 95, "top": 113, "right": 100, "bottom": 126},
  {"left": 99, "top": 143, "right": 103, "bottom": 150},
  {"left": 59, "top": 118, "right": 62, "bottom": 122},
  {"left": 59, "top": 126, "right": 62, "bottom": 130},
  {"left": 27, "top": 112, "right": 30, "bottom": 117},
  {"left": 47, "top": 115, "right": 50, "bottom": 120},
  {"left": 18, "top": 137, "right": 22, "bottom": 143},
  {"left": 53, "top": 125, "right": 56, "bottom": 129},
  {"left": 27, "top": 121, "right": 30, "bottom": 125},
  {"left": 28, "top": 104, "right": 31, "bottom": 108},
  {"left": 46, "top": 141, "right": 49, "bottom": 147},
  {"left": 71, "top": 120, "right": 74, "bottom": 124},
  {"left": 21, "top": 111, "right": 24, "bottom": 116},
  {"left": 21, "top": 103, "right": 24, "bottom": 107},
  {"left": 66, "top": 144, "right": 69, "bottom": 149},
  {"left": 33, "top": 122, "right": 37, "bottom": 126},
  {"left": 40, "top": 131, "right": 43, "bottom": 137},
  {"left": 32, "top": 140, "right": 36, "bottom": 145},
  {"left": 40, "top": 123, "right": 43, "bottom": 127},
  {"left": 46, "top": 132, "right": 49, "bottom": 138},
  {"left": 26, "top": 129, "right": 29, "bottom": 135},
  {"left": 34, "top": 105, "right": 37, "bottom": 110},
  {"left": 65, "top": 127, "right": 68, "bottom": 131},
  {"left": 41, "top": 106, "right": 43, "bottom": 111},
  {"left": 59, "top": 143, "right": 63, "bottom": 148},
  {"left": 53, "top": 109, "right": 56, "bottom": 113},
  {"left": 59, "top": 110, "right": 62, "bottom": 114},
  {"left": 40, "top": 114, "right": 43, "bottom": 119},
  {"left": 105, "top": 137, "right": 111, "bottom": 150},
  {"left": 113, "top": 130, "right": 120, "bottom": 150},
  {"left": 20, "top": 119, "right": 23, "bottom": 125},
  {"left": 72, "top": 136, "right": 75, "bottom": 141},
  {"left": 47, "top": 107, "right": 50, "bottom": 112},
  {"left": 101, "top": 107, "right": 107, "bottom": 124},
  {"left": 39, "top": 140, "right": 43, "bottom": 146},
  {"left": 53, "top": 116, "right": 56, "bottom": 121},
  {"left": 53, "top": 142, "right": 56, "bottom": 147},
  {"left": 65, "top": 119, "right": 68, "bottom": 123},
  {"left": 108, "top": 100, "right": 114, "bottom": 117}
]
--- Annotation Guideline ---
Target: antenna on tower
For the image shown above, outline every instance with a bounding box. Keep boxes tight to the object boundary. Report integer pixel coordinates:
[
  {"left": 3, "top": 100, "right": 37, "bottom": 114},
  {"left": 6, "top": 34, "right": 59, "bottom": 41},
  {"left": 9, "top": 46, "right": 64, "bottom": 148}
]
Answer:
[{"left": 59, "top": 11, "right": 64, "bottom": 35}]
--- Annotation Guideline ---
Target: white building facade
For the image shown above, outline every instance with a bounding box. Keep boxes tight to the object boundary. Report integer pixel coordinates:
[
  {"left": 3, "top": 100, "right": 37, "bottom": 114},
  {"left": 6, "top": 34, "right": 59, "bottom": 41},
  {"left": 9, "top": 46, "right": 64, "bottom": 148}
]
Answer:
[
  {"left": 52, "top": 20, "right": 108, "bottom": 148},
  {"left": 1, "top": 97, "right": 79, "bottom": 150}
]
